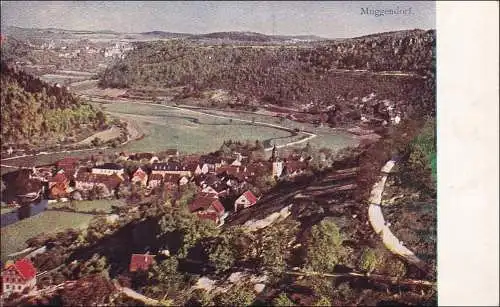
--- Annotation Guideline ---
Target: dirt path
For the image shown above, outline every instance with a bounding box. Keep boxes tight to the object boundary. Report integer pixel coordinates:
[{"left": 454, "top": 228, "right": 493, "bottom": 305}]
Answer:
[{"left": 368, "top": 159, "right": 428, "bottom": 271}]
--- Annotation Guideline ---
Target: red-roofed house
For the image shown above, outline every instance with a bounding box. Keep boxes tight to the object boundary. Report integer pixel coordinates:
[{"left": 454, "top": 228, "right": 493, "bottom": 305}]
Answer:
[
  {"left": 1, "top": 258, "right": 37, "bottom": 294},
  {"left": 131, "top": 167, "right": 148, "bottom": 187},
  {"left": 55, "top": 157, "right": 79, "bottom": 178},
  {"left": 48, "top": 173, "right": 69, "bottom": 189},
  {"left": 129, "top": 254, "right": 156, "bottom": 272},
  {"left": 189, "top": 194, "right": 225, "bottom": 226},
  {"left": 234, "top": 190, "right": 259, "bottom": 212},
  {"left": 283, "top": 161, "right": 308, "bottom": 177},
  {"left": 49, "top": 182, "right": 69, "bottom": 199}
]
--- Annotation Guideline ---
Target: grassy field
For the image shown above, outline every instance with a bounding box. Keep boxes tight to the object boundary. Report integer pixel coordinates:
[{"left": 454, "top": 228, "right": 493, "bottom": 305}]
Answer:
[
  {"left": 0, "top": 101, "right": 357, "bottom": 172},
  {"left": 74, "top": 126, "right": 122, "bottom": 146},
  {"left": 1, "top": 207, "right": 17, "bottom": 214},
  {"left": 47, "top": 199, "right": 125, "bottom": 214},
  {"left": 100, "top": 102, "right": 302, "bottom": 153},
  {"left": 183, "top": 106, "right": 359, "bottom": 151},
  {"left": 1, "top": 211, "right": 95, "bottom": 261}
]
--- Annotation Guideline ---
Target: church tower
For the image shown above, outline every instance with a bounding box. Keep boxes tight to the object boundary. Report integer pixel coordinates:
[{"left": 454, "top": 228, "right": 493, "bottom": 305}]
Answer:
[
  {"left": 271, "top": 144, "right": 283, "bottom": 178},
  {"left": 271, "top": 144, "right": 278, "bottom": 162}
]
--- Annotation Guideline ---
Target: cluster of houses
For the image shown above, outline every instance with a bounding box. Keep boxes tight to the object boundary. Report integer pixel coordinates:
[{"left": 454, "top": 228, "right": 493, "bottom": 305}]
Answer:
[
  {"left": 0, "top": 147, "right": 314, "bottom": 299},
  {"left": 4, "top": 146, "right": 310, "bottom": 227}
]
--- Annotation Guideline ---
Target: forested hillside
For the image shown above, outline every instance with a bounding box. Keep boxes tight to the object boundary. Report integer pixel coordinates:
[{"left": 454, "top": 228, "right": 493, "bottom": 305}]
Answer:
[
  {"left": 1, "top": 62, "right": 104, "bottom": 146},
  {"left": 99, "top": 30, "right": 435, "bottom": 123}
]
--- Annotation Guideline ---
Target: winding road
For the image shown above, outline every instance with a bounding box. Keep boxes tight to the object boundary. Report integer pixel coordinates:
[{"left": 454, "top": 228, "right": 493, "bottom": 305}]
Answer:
[
  {"left": 124, "top": 101, "right": 317, "bottom": 151},
  {"left": 368, "top": 159, "right": 428, "bottom": 271},
  {"left": 1, "top": 101, "right": 317, "bottom": 169}
]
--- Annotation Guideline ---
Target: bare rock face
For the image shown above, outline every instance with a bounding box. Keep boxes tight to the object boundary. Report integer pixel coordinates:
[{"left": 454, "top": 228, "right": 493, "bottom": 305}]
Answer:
[{"left": 254, "top": 283, "right": 266, "bottom": 293}]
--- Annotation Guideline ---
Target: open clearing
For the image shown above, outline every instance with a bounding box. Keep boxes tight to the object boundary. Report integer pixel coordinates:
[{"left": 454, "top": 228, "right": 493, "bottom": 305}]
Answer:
[
  {"left": 1, "top": 211, "right": 95, "bottom": 261},
  {"left": 100, "top": 102, "right": 304, "bottom": 153}
]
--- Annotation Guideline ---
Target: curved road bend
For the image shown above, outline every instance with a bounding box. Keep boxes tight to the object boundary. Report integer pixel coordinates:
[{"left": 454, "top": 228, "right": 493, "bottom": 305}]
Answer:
[
  {"left": 368, "top": 159, "right": 428, "bottom": 271},
  {"left": 0, "top": 102, "right": 317, "bottom": 168},
  {"left": 127, "top": 101, "right": 318, "bottom": 151}
]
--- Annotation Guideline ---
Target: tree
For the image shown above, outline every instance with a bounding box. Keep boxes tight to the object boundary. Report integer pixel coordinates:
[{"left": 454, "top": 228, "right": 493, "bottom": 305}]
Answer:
[
  {"left": 273, "top": 293, "right": 295, "bottom": 306},
  {"left": 206, "top": 235, "right": 236, "bottom": 273},
  {"left": 213, "top": 283, "right": 255, "bottom": 307},
  {"left": 158, "top": 206, "right": 219, "bottom": 258},
  {"left": 60, "top": 273, "right": 115, "bottom": 306},
  {"left": 314, "top": 295, "right": 332, "bottom": 306},
  {"left": 305, "top": 218, "right": 348, "bottom": 273},
  {"left": 86, "top": 216, "right": 110, "bottom": 244},
  {"left": 359, "top": 248, "right": 380, "bottom": 273},
  {"left": 142, "top": 258, "right": 185, "bottom": 299}
]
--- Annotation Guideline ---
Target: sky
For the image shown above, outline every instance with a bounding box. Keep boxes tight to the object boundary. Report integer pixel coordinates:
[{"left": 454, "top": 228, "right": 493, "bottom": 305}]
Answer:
[{"left": 1, "top": 1, "right": 435, "bottom": 38}]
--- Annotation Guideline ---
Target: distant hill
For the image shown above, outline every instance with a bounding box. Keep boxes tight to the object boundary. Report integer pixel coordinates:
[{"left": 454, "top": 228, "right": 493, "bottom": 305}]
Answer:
[
  {"left": 139, "top": 31, "right": 192, "bottom": 39},
  {"left": 4, "top": 26, "right": 330, "bottom": 44},
  {"left": 188, "top": 31, "right": 327, "bottom": 43},
  {"left": 99, "top": 29, "right": 435, "bottom": 128},
  {"left": 0, "top": 62, "right": 104, "bottom": 147},
  {"left": 350, "top": 28, "right": 432, "bottom": 40}
]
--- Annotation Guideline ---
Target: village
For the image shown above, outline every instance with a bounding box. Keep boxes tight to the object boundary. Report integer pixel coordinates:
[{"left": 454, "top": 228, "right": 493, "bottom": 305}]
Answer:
[{"left": 0, "top": 140, "right": 316, "bottom": 298}]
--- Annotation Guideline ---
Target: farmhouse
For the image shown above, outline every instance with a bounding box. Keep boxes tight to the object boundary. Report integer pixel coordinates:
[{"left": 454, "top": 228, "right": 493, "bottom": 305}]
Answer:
[
  {"left": 75, "top": 172, "right": 123, "bottom": 197},
  {"left": 1, "top": 258, "right": 37, "bottom": 295},
  {"left": 151, "top": 162, "right": 191, "bottom": 177},
  {"left": 196, "top": 155, "right": 226, "bottom": 174},
  {"left": 131, "top": 167, "right": 148, "bottom": 187},
  {"left": 129, "top": 254, "right": 156, "bottom": 272},
  {"left": 49, "top": 182, "right": 69, "bottom": 199},
  {"left": 48, "top": 173, "right": 69, "bottom": 189},
  {"left": 234, "top": 190, "right": 258, "bottom": 212},
  {"left": 283, "top": 161, "right": 308, "bottom": 177},
  {"left": 195, "top": 173, "right": 221, "bottom": 189},
  {"left": 189, "top": 193, "right": 226, "bottom": 225},
  {"left": 148, "top": 173, "right": 164, "bottom": 189},
  {"left": 163, "top": 174, "right": 189, "bottom": 186},
  {"left": 202, "top": 182, "right": 230, "bottom": 197},
  {"left": 92, "top": 163, "right": 125, "bottom": 177},
  {"left": 227, "top": 153, "right": 244, "bottom": 166},
  {"left": 216, "top": 165, "right": 242, "bottom": 177},
  {"left": 55, "top": 157, "right": 79, "bottom": 178}
]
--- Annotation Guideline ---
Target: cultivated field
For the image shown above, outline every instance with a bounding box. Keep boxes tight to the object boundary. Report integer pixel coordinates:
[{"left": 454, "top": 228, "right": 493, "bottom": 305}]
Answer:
[
  {"left": 1, "top": 211, "right": 95, "bottom": 261},
  {"left": 183, "top": 106, "right": 359, "bottom": 151}
]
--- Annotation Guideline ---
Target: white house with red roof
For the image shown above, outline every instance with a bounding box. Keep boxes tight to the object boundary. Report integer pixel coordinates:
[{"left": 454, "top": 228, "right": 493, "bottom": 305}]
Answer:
[
  {"left": 234, "top": 190, "right": 259, "bottom": 212},
  {"left": 1, "top": 258, "right": 37, "bottom": 295}
]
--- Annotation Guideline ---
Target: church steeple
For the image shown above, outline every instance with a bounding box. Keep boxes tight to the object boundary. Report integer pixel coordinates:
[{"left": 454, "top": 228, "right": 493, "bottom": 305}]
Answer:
[{"left": 271, "top": 143, "right": 278, "bottom": 162}]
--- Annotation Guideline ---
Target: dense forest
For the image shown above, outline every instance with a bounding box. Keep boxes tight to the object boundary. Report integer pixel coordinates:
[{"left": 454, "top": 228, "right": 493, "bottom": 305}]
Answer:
[
  {"left": 99, "top": 29, "right": 435, "bottom": 124},
  {"left": 0, "top": 62, "right": 104, "bottom": 146}
]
